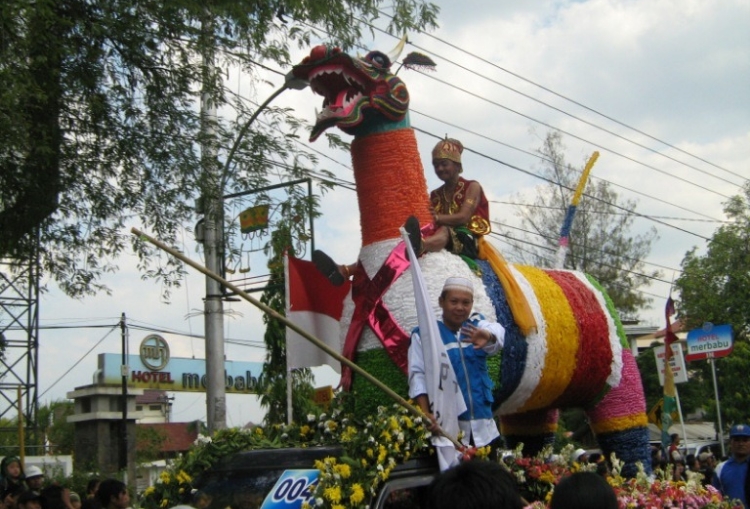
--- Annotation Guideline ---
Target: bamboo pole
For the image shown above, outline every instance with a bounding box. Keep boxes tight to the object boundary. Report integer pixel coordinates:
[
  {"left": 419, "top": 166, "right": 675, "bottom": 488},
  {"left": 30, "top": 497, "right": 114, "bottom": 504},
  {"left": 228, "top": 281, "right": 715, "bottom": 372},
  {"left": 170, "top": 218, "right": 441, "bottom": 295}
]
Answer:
[{"left": 130, "top": 227, "right": 462, "bottom": 449}]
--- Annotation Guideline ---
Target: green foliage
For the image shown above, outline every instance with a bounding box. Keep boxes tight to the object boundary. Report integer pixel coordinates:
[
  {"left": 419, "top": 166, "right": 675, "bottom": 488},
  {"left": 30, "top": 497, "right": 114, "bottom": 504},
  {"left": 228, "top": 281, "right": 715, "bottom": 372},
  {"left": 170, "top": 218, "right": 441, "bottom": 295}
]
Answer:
[
  {"left": 37, "top": 401, "right": 76, "bottom": 455},
  {"left": 0, "top": 0, "right": 439, "bottom": 296},
  {"left": 504, "top": 132, "right": 661, "bottom": 317},
  {"left": 136, "top": 426, "right": 168, "bottom": 463},
  {"left": 0, "top": 401, "right": 75, "bottom": 456},
  {"left": 700, "top": 340, "right": 750, "bottom": 426},
  {"left": 676, "top": 182, "right": 750, "bottom": 339},
  {"left": 675, "top": 182, "right": 750, "bottom": 427}
]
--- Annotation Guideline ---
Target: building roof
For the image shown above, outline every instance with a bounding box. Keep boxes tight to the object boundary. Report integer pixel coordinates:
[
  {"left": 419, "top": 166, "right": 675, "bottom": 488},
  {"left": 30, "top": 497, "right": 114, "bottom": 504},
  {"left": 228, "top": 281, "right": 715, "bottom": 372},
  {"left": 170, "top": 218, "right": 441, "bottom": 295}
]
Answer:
[{"left": 138, "top": 422, "right": 198, "bottom": 453}]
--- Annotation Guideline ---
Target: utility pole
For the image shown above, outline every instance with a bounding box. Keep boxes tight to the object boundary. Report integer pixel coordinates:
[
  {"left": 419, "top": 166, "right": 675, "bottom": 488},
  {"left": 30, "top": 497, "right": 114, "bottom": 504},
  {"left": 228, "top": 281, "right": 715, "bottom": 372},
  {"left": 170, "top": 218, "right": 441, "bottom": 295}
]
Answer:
[
  {"left": 200, "top": 15, "right": 226, "bottom": 433},
  {"left": 119, "top": 312, "right": 128, "bottom": 471}
]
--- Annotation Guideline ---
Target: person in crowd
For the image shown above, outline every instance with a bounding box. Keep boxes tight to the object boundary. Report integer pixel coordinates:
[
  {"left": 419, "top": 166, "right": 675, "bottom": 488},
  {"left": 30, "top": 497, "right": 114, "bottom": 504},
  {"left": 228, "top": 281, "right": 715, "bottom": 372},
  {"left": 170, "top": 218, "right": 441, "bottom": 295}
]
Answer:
[
  {"left": 699, "top": 451, "right": 717, "bottom": 486},
  {"left": 713, "top": 424, "right": 750, "bottom": 508},
  {"left": 571, "top": 448, "right": 589, "bottom": 464},
  {"left": 686, "top": 453, "right": 701, "bottom": 474},
  {"left": 96, "top": 480, "right": 129, "bottom": 509},
  {"left": 1, "top": 485, "right": 24, "bottom": 509},
  {"left": 16, "top": 492, "right": 41, "bottom": 509},
  {"left": 651, "top": 446, "right": 668, "bottom": 474},
  {"left": 668, "top": 433, "right": 683, "bottom": 463},
  {"left": 408, "top": 276, "right": 505, "bottom": 468},
  {"left": 69, "top": 493, "right": 82, "bottom": 509},
  {"left": 549, "top": 471, "right": 618, "bottom": 509},
  {"left": 672, "top": 460, "right": 687, "bottom": 482},
  {"left": 40, "top": 485, "right": 76, "bottom": 509},
  {"left": 23, "top": 467, "right": 44, "bottom": 495},
  {"left": 80, "top": 479, "right": 100, "bottom": 509},
  {"left": 425, "top": 460, "right": 524, "bottom": 509},
  {"left": 0, "top": 457, "right": 24, "bottom": 491}
]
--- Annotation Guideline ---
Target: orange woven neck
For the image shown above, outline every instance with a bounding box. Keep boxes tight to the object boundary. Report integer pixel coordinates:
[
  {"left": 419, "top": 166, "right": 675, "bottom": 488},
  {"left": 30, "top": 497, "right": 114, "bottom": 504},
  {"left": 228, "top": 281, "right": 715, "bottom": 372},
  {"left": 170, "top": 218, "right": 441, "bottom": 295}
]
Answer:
[{"left": 351, "top": 129, "right": 432, "bottom": 246}]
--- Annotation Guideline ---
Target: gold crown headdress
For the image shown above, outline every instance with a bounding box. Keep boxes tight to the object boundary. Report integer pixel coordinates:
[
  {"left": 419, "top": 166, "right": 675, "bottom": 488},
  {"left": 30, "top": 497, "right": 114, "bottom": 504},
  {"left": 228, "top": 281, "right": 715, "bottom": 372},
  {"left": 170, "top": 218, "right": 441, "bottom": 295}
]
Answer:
[{"left": 432, "top": 137, "right": 463, "bottom": 163}]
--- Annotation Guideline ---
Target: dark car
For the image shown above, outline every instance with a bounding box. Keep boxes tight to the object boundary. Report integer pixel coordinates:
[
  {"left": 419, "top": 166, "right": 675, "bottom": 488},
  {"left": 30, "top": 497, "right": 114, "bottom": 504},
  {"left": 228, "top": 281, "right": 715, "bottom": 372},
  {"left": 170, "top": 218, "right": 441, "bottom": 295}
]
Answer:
[{"left": 192, "top": 445, "right": 439, "bottom": 509}]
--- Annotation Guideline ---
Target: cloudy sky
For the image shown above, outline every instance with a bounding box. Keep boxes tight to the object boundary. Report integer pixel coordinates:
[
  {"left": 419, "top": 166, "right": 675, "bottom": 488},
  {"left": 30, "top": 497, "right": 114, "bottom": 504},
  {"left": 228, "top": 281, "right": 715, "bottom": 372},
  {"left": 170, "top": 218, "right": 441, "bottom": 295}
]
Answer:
[{"left": 10, "top": 0, "right": 748, "bottom": 427}]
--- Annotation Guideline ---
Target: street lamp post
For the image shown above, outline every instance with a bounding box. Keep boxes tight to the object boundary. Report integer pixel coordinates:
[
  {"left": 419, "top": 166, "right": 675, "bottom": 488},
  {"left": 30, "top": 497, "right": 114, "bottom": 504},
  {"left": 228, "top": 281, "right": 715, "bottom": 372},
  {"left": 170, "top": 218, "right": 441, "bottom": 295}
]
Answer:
[{"left": 199, "top": 66, "right": 307, "bottom": 433}]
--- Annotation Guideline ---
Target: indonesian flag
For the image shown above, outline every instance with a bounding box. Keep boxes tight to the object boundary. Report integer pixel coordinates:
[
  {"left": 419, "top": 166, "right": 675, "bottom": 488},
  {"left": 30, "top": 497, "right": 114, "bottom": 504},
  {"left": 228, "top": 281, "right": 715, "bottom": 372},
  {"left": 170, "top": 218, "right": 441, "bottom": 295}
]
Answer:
[
  {"left": 400, "top": 228, "right": 466, "bottom": 471},
  {"left": 285, "top": 254, "right": 351, "bottom": 372}
]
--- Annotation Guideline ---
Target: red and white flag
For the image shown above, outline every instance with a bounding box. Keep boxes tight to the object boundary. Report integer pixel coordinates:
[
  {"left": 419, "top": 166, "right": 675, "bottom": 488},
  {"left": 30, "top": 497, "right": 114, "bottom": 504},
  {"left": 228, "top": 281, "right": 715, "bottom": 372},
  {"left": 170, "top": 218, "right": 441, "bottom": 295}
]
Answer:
[{"left": 284, "top": 254, "right": 351, "bottom": 372}]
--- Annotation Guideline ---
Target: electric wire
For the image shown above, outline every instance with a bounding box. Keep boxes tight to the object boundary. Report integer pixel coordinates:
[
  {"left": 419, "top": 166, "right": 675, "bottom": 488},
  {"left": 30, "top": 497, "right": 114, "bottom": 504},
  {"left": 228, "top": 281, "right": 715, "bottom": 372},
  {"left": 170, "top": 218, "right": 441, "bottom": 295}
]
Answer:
[
  {"left": 373, "top": 8, "right": 745, "bottom": 183},
  {"left": 39, "top": 324, "right": 119, "bottom": 398}
]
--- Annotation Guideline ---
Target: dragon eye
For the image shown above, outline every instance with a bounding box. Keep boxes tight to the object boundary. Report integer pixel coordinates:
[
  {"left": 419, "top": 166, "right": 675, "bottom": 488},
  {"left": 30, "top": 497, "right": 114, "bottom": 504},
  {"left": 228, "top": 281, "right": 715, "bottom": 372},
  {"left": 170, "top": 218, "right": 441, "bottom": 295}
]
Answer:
[{"left": 365, "top": 51, "right": 391, "bottom": 69}]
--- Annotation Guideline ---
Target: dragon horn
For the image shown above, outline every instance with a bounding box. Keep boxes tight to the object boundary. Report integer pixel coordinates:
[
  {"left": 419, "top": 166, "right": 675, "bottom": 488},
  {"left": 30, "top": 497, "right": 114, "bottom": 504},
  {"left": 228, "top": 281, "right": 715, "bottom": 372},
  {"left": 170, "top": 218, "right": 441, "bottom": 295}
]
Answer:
[{"left": 386, "top": 34, "right": 408, "bottom": 64}]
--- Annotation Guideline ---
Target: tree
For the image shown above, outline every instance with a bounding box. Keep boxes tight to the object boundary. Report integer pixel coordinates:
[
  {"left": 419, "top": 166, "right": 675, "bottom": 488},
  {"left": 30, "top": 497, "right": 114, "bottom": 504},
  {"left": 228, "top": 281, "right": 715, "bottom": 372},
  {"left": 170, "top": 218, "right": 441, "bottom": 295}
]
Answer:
[
  {"left": 36, "top": 401, "right": 76, "bottom": 455},
  {"left": 0, "top": 0, "right": 438, "bottom": 296},
  {"left": 503, "top": 131, "right": 661, "bottom": 317},
  {"left": 675, "top": 182, "right": 750, "bottom": 425}
]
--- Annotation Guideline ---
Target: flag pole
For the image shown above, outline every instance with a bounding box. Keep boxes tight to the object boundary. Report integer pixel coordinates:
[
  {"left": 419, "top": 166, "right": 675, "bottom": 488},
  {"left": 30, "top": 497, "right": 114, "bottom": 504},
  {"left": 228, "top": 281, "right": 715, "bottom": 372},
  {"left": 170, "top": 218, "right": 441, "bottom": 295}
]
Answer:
[
  {"left": 131, "top": 227, "right": 461, "bottom": 448},
  {"left": 554, "top": 151, "right": 599, "bottom": 269}
]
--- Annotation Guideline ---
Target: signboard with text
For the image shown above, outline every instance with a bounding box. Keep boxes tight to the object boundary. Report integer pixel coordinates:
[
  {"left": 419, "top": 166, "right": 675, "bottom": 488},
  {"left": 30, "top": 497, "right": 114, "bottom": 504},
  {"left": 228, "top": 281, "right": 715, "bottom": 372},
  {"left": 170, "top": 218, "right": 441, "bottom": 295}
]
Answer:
[
  {"left": 685, "top": 323, "right": 733, "bottom": 362},
  {"left": 98, "top": 334, "right": 263, "bottom": 393},
  {"left": 654, "top": 343, "right": 689, "bottom": 386}
]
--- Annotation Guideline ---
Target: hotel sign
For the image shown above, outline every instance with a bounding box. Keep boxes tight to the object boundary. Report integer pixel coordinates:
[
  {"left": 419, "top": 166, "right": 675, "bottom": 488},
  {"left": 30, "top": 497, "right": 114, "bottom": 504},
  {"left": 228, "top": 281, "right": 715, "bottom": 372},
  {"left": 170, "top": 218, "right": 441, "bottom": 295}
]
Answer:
[
  {"left": 685, "top": 323, "right": 733, "bottom": 362},
  {"left": 98, "top": 334, "right": 264, "bottom": 393}
]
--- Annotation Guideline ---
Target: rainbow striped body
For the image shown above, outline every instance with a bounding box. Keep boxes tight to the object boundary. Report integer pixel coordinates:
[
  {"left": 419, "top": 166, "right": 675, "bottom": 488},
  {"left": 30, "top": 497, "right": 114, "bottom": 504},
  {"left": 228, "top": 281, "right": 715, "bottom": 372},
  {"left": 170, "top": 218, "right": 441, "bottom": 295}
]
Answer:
[{"left": 346, "top": 249, "right": 650, "bottom": 476}]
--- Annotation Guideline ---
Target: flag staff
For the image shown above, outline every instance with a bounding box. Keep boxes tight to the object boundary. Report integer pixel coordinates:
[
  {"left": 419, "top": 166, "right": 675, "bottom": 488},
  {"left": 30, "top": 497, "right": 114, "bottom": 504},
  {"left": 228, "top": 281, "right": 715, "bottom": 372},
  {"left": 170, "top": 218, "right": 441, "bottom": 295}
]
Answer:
[{"left": 131, "top": 227, "right": 462, "bottom": 448}]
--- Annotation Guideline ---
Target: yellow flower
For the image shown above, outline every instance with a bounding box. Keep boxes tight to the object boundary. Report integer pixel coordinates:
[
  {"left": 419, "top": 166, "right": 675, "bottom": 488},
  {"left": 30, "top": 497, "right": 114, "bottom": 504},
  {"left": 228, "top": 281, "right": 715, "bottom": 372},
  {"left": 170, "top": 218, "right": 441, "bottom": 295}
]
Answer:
[
  {"left": 143, "top": 487, "right": 155, "bottom": 497},
  {"left": 254, "top": 427, "right": 264, "bottom": 436},
  {"left": 300, "top": 425, "right": 311, "bottom": 436},
  {"left": 403, "top": 415, "right": 414, "bottom": 429},
  {"left": 159, "top": 471, "right": 171, "bottom": 484},
  {"left": 332, "top": 505, "right": 345, "bottom": 509},
  {"left": 377, "top": 445, "right": 387, "bottom": 463},
  {"left": 176, "top": 470, "right": 192, "bottom": 484},
  {"left": 349, "top": 484, "right": 365, "bottom": 505},
  {"left": 160, "top": 499, "right": 169, "bottom": 508},
  {"left": 389, "top": 416, "right": 399, "bottom": 431},
  {"left": 366, "top": 448, "right": 374, "bottom": 458},
  {"left": 333, "top": 463, "right": 351, "bottom": 479},
  {"left": 539, "top": 470, "right": 556, "bottom": 484},
  {"left": 380, "top": 429, "right": 392, "bottom": 442},
  {"left": 324, "top": 486, "right": 342, "bottom": 503}
]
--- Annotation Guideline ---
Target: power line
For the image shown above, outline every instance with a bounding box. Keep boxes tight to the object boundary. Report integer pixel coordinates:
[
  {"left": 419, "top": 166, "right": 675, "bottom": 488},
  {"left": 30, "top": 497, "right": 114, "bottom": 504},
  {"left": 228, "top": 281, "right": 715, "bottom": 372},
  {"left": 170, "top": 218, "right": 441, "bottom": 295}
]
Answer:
[
  {"left": 374, "top": 9, "right": 745, "bottom": 183},
  {"left": 414, "top": 69, "right": 732, "bottom": 199},
  {"left": 492, "top": 220, "right": 681, "bottom": 274},
  {"left": 39, "top": 324, "right": 119, "bottom": 398},
  {"left": 491, "top": 200, "right": 729, "bottom": 224},
  {"left": 411, "top": 109, "right": 726, "bottom": 223}
]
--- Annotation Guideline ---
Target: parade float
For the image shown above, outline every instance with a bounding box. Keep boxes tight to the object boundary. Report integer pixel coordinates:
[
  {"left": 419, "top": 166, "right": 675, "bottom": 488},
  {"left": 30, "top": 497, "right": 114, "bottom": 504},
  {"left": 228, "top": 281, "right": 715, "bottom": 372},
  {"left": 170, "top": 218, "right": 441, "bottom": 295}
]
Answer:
[{"left": 139, "top": 41, "right": 742, "bottom": 509}]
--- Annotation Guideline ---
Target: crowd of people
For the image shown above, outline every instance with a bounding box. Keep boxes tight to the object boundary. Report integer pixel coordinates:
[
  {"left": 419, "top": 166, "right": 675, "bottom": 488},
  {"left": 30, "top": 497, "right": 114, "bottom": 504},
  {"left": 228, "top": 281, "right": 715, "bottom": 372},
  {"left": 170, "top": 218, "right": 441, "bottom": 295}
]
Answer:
[{"left": 0, "top": 459, "right": 126, "bottom": 509}]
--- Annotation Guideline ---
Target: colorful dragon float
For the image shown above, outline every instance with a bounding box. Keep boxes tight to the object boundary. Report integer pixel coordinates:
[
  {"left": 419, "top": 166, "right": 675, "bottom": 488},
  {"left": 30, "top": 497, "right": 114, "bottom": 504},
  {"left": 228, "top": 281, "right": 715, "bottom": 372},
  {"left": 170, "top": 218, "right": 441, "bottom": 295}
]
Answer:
[{"left": 291, "top": 41, "right": 650, "bottom": 475}]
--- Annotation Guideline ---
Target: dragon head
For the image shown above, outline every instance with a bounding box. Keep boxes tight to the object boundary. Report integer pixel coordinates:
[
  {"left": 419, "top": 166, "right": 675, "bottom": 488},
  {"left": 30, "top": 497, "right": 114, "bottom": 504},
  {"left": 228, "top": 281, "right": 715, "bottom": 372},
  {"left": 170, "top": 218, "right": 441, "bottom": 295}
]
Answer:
[{"left": 292, "top": 42, "right": 410, "bottom": 142}]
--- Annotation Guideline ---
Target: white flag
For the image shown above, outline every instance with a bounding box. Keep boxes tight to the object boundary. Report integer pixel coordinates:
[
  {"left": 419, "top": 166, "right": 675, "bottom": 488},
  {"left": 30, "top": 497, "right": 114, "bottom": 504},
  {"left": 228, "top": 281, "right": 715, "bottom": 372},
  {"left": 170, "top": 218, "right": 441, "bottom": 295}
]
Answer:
[{"left": 400, "top": 228, "right": 466, "bottom": 471}]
